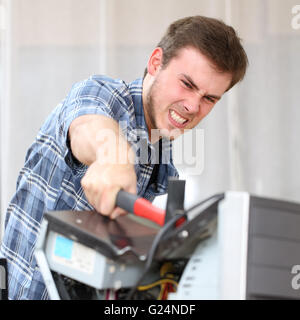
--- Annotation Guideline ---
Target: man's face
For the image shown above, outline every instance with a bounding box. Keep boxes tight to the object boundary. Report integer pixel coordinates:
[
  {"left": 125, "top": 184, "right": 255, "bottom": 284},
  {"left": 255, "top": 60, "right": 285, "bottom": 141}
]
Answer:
[{"left": 143, "top": 47, "right": 232, "bottom": 141}]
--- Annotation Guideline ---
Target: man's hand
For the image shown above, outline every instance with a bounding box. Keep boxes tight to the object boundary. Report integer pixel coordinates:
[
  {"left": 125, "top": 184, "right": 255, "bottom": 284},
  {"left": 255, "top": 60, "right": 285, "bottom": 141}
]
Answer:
[
  {"left": 69, "top": 114, "right": 137, "bottom": 219},
  {"left": 81, "top": 161, "right": 137, "bottom": 219}
]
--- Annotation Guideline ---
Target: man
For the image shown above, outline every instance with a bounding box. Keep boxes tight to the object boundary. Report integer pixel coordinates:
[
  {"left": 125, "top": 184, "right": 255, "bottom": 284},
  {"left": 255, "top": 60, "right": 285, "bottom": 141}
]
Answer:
[{"left": 0, "top": 16, "right": 248, "bottom": 299}]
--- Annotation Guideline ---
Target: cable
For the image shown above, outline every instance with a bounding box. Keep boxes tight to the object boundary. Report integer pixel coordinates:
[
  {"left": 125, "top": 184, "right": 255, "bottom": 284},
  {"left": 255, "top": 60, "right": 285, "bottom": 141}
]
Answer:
[
  {"left": 157, "top": 262, "right": 176, "bottom": 300},
  {"left": 160, "top": 262, "right": 173, "bottom": 276},
  {"left": 185, "top": 193, "right": 224, "bottom": 213},
  {"left": 125, "top": 212, "right": 186, "bottom": 300},
  {"left": 157, "top": 281, "right": 176, "bottom": 300},
  {"left": 137, "top": 278, "right": 178, "bottom": 291},
  {"left": 158, "top": 284, "right": 165, "bottom": 300}
]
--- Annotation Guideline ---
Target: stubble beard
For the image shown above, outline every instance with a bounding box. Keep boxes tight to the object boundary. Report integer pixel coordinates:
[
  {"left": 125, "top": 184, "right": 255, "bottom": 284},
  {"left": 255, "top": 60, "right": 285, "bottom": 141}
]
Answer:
[
  {"left": 145, "top": 78, "right": 177, "bottom": 142},
  {"left": 145, "top": 80, "right": 158, "bottom": 131}
]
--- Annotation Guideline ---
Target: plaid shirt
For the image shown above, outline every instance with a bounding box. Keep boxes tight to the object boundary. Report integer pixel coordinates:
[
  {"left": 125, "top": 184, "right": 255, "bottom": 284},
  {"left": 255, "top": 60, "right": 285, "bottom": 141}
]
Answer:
[{"left": 0, "top": 75, "right": 178, "bottom": 300}]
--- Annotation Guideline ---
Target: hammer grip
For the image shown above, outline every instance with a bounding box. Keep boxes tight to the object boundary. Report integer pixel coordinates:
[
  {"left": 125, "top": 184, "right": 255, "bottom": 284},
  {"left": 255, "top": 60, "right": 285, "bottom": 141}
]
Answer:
[
  {"left": 116, "top": 190, "right": 165, "bottom": 226},
  {"left": 116, "top": 190, "right": 138, "bottom": 213}
]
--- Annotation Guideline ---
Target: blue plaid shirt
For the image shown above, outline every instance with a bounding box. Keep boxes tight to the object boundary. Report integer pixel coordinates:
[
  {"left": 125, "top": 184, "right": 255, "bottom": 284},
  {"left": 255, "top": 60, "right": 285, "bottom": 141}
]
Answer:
[{"left": 0, "top": 75, "right": 178, "bottom": 300}]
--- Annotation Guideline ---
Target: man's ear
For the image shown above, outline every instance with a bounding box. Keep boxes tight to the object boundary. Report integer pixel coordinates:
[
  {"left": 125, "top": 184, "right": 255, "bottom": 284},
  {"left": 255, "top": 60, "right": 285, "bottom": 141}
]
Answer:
[{"left": 147, "top": 47, "right": 163, "bottom": 76}]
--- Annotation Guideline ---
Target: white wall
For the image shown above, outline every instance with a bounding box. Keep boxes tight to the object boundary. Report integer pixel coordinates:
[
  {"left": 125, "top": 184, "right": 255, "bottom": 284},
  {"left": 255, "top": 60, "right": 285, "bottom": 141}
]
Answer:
[{"left": 1, "top": 0, "right": 300, "bottom": 238}]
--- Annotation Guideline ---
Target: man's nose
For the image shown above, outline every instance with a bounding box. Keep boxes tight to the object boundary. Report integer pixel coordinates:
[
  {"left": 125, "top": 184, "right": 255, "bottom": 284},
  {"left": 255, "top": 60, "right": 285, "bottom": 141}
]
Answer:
[
  {"left": 184, "top": 90, "right": 206, "bottom": 114},
  {"left": 184, "top": 104, "right": 198, "bottom": 114},
  {"left": 183, "top": 97, "right": 200, "bottom": 114}
]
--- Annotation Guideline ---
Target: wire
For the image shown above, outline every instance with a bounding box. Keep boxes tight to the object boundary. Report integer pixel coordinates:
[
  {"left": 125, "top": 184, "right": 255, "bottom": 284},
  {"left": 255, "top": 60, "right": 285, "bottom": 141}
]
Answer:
[
  {"left": 159, "top": 262, "right": 176, "bottom": 300},
  {"left": 137, "top": 278, "right": 178, "bottom": 291},
  {"left": 185, "top": 193, "right": 224, "bottom": 213},
  {"left": 157, "top": 281, "right": 175, "bottom": 300},
  {"left": 125, "top": 212, "right": 186, "bottom": 300},
  {"left": 158, "top": 284, "right": 165, "bottom": 300},
  {"left": 159, "top": 262, "right": 173, "bottom": 277}
]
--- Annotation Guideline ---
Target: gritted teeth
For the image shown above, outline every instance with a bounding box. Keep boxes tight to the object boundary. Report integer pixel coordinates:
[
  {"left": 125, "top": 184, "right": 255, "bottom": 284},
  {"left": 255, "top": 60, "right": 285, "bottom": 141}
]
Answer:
[{"left": 170, "top": 110, "right": 188, "bottom": 124}]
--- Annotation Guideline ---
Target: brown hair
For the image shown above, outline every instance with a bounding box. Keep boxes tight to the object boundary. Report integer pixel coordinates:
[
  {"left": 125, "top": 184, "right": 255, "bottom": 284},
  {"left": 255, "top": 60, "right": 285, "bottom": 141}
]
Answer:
[{"left": 144, "top": 16, "right": 248, "bottom": 91}]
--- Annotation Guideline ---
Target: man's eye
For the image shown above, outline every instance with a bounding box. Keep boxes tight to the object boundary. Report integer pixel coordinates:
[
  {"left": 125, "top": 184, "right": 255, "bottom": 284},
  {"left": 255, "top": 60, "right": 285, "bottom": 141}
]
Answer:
[
  {"left": 205, "top": 96, "right": 215, "bottom": 103},
  {"left": 181, "top": 80, "right": 193, "bottom": 89}
]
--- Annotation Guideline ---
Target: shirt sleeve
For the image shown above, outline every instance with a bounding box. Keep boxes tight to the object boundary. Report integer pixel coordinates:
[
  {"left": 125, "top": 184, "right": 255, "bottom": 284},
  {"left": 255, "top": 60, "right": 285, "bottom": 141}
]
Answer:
[{"left": 55, "top": 77, "right": 127, "bottom": 174}]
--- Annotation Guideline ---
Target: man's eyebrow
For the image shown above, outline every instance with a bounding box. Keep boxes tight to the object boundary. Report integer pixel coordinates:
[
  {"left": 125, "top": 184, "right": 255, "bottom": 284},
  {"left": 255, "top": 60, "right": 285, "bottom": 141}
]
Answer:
[{"left": 180, "top": 73, "right": 221, "bottom": 100}]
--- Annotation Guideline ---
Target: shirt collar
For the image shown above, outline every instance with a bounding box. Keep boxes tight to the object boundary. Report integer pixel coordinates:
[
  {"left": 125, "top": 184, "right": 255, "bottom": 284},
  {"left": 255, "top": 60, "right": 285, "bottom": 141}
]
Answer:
[{"left": 129, "top": 78, "right": 148, "bottom": 133}]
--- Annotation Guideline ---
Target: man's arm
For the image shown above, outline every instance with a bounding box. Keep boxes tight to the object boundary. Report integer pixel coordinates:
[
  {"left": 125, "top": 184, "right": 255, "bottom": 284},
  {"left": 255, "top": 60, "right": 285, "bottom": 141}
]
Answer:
[{"left": 68, "top": 114, "right": 136, "bottom": 219}]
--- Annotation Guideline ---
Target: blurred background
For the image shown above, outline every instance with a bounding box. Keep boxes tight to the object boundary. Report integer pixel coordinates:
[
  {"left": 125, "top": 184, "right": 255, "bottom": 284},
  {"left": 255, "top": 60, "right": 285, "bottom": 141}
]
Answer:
[{"left": 0, "top": 0, "right": 300, "bottom": 238}]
